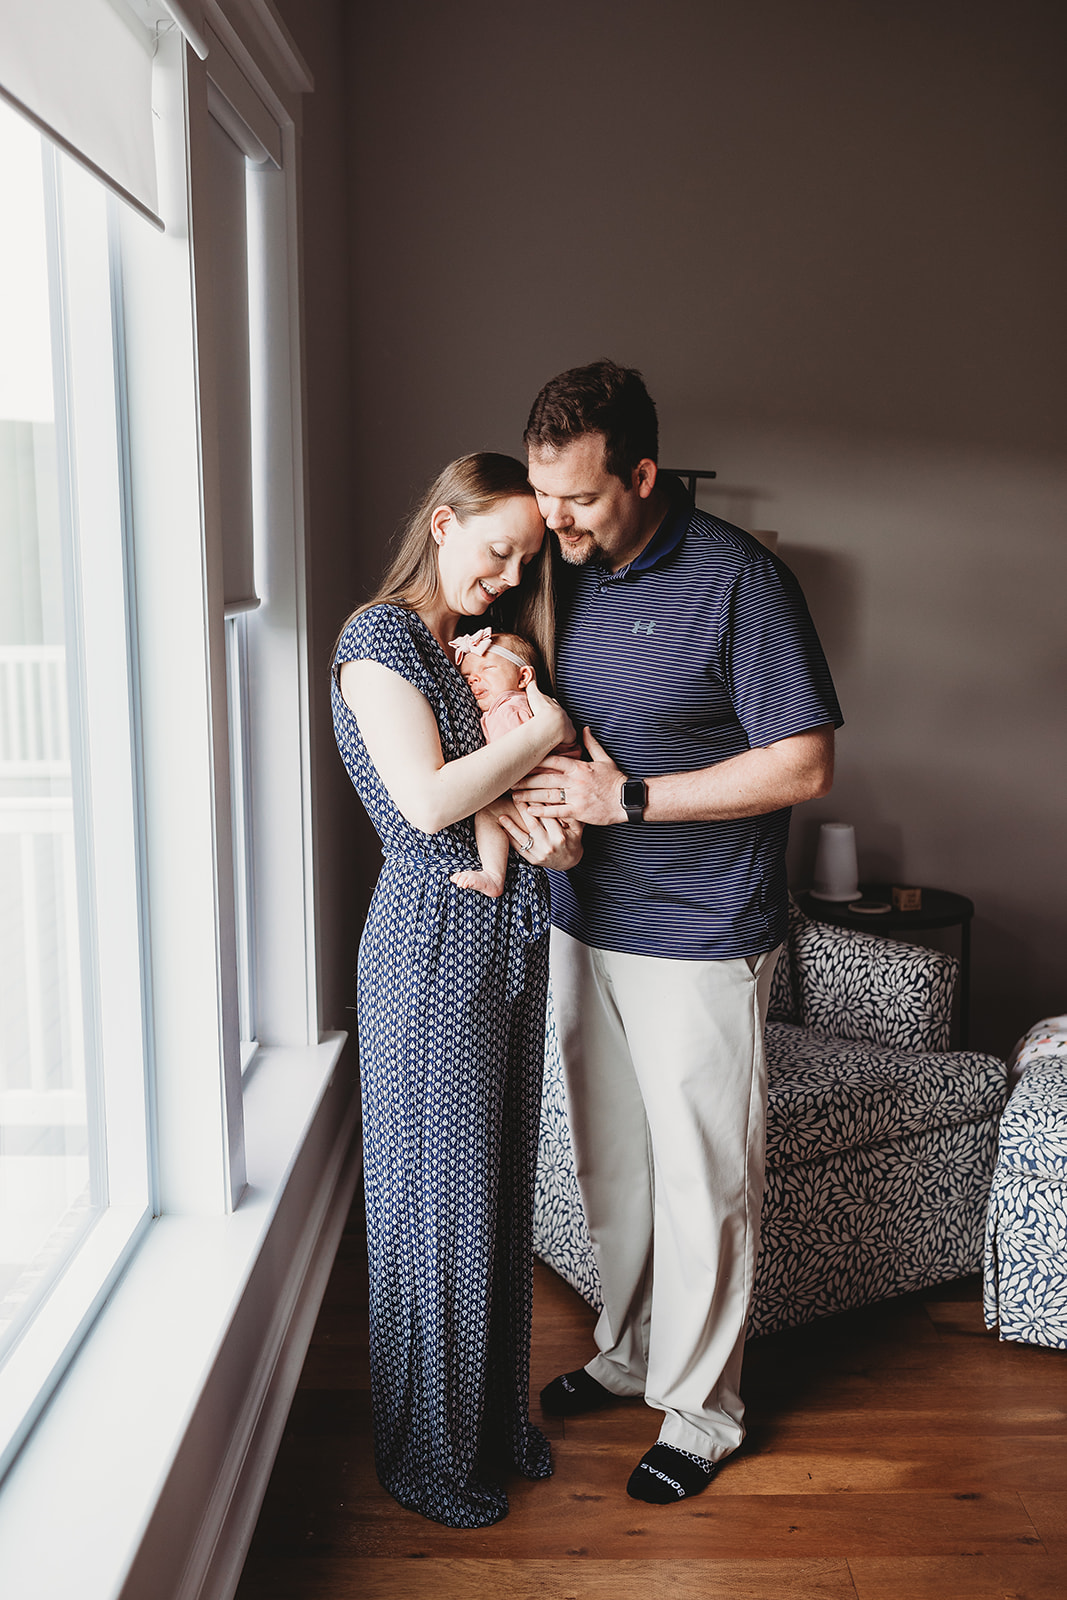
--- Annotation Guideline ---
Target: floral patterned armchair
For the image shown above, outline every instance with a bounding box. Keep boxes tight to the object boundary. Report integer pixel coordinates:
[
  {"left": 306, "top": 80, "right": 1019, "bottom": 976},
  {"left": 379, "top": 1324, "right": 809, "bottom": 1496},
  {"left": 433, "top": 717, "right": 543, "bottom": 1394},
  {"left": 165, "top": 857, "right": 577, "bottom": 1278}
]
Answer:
[
  {"left": 984, "top": 1015, "right": 1067, "bottom": 1348},
  {"left": 534, "top": 899, "right": 1008, "bottom": 1339}
]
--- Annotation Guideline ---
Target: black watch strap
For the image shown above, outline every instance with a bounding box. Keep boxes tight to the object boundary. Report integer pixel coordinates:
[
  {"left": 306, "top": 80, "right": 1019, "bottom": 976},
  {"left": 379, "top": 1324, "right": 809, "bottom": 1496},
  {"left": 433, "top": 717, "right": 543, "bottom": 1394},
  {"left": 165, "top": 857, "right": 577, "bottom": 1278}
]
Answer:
[{"left": 621, "top": 777, "right": 648, "bottom": 823}]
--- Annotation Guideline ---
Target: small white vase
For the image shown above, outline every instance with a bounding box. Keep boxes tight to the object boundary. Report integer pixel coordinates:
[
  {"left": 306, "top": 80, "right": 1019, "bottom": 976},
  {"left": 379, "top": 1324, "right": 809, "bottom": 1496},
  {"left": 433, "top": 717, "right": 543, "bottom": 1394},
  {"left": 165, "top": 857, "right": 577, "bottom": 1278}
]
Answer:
[{"left": 810, "top": 822, "right": 860, "bottom": 901}]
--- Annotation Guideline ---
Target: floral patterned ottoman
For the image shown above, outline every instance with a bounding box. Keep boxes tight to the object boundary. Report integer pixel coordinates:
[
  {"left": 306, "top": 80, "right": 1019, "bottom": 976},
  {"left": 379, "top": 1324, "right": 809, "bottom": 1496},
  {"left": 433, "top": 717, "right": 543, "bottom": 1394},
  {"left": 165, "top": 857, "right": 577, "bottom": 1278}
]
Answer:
[
  {"left": 983, "top": 1015, "right": 1067, "bottom": 1348},
  {"left": 534, "top": 901, "right": 1009, "bottom": 1339}
]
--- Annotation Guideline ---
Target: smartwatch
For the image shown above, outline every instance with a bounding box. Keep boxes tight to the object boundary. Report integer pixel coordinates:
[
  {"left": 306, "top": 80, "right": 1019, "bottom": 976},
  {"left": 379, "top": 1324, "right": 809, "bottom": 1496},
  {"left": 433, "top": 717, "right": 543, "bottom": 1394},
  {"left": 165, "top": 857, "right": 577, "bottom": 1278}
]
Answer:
[{"left": 621, "top": 777, "right": 648, "bottom": 823}]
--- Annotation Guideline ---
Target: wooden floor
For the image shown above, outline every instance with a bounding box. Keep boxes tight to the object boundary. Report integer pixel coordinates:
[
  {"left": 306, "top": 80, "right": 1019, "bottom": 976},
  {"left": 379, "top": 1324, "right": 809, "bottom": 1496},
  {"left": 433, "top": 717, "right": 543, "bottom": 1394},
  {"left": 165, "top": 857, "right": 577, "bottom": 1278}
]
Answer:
[{"left": 235, "top": 1200, "right": 1067, "bottom": 1600}]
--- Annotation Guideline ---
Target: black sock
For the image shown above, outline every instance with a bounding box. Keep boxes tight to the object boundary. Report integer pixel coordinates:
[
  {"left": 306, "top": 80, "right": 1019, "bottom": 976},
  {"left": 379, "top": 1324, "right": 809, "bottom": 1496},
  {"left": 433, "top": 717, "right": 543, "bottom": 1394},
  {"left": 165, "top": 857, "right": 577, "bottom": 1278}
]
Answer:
[
  {"left": 626, "top": 1442, "right": 716, "bottom": 1503},
  {"left": 539, "top": 1368, "right": 617, "bottom": 1417}
]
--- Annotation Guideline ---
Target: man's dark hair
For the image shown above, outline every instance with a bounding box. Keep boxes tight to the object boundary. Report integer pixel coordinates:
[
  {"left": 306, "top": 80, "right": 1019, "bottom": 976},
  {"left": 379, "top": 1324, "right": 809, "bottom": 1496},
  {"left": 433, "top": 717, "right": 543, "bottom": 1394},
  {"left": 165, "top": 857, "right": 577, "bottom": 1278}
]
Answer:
[{"left": 524, "top": 359, "right": 659, "bottom": 485}]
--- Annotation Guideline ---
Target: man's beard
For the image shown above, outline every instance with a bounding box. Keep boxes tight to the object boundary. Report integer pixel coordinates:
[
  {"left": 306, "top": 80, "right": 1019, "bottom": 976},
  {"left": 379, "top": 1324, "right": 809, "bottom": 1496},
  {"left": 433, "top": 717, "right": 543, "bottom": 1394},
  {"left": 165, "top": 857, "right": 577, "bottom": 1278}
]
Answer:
[{"left": 555, "top": 531, "right": 600, "bottom": 566}]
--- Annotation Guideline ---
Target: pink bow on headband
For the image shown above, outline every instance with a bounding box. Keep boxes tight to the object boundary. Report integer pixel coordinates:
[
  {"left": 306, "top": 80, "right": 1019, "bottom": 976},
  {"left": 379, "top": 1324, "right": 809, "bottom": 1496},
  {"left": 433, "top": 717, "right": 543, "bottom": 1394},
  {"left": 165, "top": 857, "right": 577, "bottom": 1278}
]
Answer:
[
  {"left": 449, "top": 628, "right": 494, "bottom": 664},
  {"left": 449, "top": 629, "right": 530, "bottom": 673}
]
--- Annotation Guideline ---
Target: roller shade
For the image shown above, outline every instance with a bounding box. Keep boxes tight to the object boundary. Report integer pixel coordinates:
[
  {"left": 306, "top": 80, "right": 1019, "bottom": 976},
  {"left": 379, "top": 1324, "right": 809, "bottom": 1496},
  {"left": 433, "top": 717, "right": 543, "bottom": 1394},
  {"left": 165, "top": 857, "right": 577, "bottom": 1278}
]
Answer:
[{"left": 0, "top": 0, "right": 206, "bottom": 230}]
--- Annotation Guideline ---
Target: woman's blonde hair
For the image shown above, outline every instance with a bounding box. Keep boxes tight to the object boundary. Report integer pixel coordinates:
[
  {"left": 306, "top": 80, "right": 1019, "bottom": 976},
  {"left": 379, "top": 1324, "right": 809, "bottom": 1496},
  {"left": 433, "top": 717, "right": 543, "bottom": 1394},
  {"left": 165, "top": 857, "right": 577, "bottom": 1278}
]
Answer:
[{"left": 336, "top": 452, "right": 557, "bottom": 684}]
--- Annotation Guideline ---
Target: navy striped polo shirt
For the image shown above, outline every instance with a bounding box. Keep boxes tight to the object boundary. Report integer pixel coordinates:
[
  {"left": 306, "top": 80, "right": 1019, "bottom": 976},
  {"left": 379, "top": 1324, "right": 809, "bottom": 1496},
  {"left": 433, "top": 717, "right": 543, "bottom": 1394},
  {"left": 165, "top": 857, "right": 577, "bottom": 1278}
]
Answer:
[{"left": 547, "top": 500, "right": 843, "bottom": 959}]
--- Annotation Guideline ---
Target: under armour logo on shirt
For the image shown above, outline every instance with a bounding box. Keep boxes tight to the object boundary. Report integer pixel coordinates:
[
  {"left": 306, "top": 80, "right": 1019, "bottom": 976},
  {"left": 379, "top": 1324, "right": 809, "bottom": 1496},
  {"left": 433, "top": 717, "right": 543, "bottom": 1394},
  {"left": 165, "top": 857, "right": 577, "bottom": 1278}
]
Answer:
[{"left": 632, "top": 620, "right": 655, "bottom": 635}]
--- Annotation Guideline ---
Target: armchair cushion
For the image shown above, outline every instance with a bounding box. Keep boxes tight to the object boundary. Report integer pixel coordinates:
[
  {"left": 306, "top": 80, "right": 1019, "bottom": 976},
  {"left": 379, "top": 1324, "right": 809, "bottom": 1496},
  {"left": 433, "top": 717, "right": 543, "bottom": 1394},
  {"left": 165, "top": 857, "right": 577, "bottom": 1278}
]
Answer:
[
  {"left": 766, "top": 1022, "right": 1007, "bottom": 1165},
  {"left": 793, "top": 917, "right": 957, "bottom": 1053}
]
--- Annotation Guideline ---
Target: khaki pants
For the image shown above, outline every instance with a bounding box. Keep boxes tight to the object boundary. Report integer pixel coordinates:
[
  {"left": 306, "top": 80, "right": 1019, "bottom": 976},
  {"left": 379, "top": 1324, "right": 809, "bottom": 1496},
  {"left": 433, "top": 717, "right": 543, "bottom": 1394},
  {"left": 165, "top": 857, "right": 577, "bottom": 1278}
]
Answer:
[{"left": 549, "top": 926, "right": 779, "bottom": 1462}]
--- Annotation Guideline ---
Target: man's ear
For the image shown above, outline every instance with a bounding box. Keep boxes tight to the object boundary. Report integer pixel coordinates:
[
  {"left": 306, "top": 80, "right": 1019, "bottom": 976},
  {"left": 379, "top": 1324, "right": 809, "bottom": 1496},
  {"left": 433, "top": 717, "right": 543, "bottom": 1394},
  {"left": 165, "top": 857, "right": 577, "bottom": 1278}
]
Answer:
[
  {"left": 633, "top": 459, "right": 658, "bottom": 500},
  {"left": 430, "top": 504, "right": 453, "bottom": 545}
]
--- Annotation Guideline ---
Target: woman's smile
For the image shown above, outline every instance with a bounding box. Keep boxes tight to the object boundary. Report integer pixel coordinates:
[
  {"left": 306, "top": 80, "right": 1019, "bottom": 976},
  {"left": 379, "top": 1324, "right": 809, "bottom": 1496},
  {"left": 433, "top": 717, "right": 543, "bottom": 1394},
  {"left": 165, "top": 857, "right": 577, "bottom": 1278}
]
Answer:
[{"left": 436, "top": 496, "right": 545, "bottom": 625}]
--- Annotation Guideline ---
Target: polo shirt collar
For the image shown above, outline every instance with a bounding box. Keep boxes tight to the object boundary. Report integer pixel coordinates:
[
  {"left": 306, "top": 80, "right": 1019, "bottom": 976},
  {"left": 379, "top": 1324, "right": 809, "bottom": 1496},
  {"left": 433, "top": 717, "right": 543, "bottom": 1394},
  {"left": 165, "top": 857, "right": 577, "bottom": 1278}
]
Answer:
[{"left": 598, "top": 494, "right": 689, "bottom": 581}]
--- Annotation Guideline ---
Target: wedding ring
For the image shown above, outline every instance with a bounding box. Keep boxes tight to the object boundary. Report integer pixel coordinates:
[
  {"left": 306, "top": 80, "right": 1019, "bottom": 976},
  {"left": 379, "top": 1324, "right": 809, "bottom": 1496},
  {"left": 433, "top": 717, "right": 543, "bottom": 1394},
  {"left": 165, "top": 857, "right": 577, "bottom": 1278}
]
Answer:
[
  {"left": 519, "top": 834, "right": 534, "bottom": 852},
  {"left": 558, "top": 788, "right": 566, "bottom": 804}
]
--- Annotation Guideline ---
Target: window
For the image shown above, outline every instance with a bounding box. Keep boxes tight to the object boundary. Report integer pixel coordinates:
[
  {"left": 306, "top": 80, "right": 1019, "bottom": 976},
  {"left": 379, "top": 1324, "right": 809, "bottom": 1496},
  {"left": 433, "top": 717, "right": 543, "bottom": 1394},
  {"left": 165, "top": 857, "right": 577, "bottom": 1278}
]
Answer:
[
  {"left": 0, "top": 98, "right": 150, "bottom": 1469},
  {"left": 0, "top": 22, "right": 333, "bottom": 1587},
  {"left": 0, "top": 107, "right": 79, "bottom": 1361}
]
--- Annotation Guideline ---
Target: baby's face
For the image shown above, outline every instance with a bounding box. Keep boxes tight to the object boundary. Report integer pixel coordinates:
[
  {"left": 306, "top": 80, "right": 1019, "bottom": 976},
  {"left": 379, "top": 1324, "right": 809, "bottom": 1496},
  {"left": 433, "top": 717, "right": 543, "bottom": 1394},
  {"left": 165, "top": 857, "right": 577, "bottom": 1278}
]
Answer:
[{"left": 458, "top": 650, "right": 527, "bottom": 711}]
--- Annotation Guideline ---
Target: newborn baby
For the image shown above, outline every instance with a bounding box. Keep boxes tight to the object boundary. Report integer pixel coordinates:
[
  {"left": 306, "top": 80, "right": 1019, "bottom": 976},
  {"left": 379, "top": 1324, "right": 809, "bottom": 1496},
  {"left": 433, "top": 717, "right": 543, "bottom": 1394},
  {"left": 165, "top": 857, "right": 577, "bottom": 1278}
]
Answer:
[{"left": 450, "top": 627, "right": 580, "bottom": 896}]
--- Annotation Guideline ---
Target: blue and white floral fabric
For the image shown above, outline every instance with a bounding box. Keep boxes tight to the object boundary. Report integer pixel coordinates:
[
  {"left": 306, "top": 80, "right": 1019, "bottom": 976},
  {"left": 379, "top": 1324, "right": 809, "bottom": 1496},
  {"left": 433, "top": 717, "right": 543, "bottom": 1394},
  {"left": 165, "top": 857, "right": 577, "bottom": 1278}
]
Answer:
[
  {"left": 766, "top": 898, "right": 803, "bottom": 1023},
  {"left": 792, "top": 919, "right": 956, "bottom": 1053},
  {"left": 1006, "top": 1014, "right": 1067, "bottom": 1086},
  {"left": 535, "top": 906, "right": 1008, "bottom": 1339},
  {"left": 984, "top": 1016, "right": 1067, "bottom": 1349},
  {"left": 764, "top": 1022, "right": 1002, "bottom": 1163},
  {"left": 535, "top": 1003, "right": 600, "bottom": 1309}
]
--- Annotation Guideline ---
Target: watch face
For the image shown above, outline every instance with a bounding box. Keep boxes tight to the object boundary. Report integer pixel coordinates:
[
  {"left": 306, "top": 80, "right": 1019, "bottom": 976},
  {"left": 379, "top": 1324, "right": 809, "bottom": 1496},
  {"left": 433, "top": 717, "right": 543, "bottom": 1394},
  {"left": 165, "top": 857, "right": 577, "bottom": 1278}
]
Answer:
[{"left": 623, "top": 779, "right": 647, "bottom": 812}]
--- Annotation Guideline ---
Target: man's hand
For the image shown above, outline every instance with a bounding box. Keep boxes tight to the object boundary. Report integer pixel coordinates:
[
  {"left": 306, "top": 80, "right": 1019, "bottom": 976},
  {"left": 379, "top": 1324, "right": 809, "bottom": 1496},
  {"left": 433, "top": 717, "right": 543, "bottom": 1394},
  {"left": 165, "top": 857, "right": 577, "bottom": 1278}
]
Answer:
[{"left": 511, "top": 727, "right": 626, "bottom": 826}]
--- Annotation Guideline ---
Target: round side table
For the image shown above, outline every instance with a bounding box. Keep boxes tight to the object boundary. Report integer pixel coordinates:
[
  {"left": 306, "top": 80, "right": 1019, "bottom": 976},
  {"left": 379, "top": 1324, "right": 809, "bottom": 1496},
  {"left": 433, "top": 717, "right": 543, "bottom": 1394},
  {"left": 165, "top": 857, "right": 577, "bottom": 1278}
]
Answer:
[{"left": 795, "top": 884, "right": 975, "bottom": 1047}]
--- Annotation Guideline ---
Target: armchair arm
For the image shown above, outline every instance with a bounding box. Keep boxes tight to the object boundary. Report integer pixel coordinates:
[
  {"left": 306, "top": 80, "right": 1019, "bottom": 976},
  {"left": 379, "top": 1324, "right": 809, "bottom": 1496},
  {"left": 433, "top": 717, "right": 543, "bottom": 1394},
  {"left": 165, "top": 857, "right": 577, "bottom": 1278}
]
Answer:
[{"left": 793, "top": 915, "right": 958, "bottom": 1053}]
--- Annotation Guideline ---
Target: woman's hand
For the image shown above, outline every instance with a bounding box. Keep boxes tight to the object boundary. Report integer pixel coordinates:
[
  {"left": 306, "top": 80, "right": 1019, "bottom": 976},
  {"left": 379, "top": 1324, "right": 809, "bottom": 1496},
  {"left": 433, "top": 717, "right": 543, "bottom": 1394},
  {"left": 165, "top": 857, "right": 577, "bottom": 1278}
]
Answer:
[
  {"left": 525, "top": 680, "right": 577, "bottom": 752},
  {"left": 496, "top": 800, "right": 584, "bottom": 871}
]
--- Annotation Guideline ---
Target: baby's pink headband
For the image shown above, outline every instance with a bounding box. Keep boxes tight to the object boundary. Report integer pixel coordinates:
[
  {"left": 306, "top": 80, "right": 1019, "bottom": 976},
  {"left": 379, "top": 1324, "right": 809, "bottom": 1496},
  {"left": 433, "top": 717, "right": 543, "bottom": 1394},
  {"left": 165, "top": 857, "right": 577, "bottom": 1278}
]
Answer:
[{"left": 449, "top": 627, "right": 528, "bottom": 672}]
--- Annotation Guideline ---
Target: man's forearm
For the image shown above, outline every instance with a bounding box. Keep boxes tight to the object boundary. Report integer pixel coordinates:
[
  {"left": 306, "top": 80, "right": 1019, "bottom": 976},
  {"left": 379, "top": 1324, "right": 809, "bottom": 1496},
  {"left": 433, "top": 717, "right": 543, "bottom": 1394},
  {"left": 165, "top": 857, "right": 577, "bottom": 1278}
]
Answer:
[
  {"left": 514, "top": 724, "right": 836, "bottom": 827},
  {"left": 640, "top": 726, "right": 835, "bottom": 823}
]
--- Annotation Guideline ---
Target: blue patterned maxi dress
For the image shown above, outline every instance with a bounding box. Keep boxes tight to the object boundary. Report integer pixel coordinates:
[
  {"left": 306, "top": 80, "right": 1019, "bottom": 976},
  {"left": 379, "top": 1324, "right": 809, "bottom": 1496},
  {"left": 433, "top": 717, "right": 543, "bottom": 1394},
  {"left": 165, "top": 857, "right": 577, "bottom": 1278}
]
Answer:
[{"left": 332, "top": 604, "right": 553, "bottom": 1527}]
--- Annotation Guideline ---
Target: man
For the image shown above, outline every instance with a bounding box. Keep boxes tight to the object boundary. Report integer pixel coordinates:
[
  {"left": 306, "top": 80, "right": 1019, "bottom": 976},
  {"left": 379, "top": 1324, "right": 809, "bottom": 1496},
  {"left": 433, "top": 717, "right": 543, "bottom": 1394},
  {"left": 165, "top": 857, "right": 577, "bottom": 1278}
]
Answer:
[{"left": 513, "top": 359, "right": 842, "bottom": 1504}]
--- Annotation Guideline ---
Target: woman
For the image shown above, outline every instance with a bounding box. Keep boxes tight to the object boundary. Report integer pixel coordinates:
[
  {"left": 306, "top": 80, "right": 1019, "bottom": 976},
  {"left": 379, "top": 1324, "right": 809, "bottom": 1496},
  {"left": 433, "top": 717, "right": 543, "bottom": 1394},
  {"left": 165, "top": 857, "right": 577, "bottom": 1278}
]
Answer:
[{"left": 332, "top": 453, "right": 581, "bottom": 1528}]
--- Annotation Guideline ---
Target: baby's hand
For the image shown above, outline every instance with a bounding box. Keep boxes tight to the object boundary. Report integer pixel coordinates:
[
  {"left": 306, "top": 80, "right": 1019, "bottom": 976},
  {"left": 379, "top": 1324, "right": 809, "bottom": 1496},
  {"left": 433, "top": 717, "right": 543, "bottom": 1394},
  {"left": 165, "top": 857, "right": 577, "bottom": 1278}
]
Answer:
[{"left": 525, "top": 681, "right": 576, "bottom": 748}]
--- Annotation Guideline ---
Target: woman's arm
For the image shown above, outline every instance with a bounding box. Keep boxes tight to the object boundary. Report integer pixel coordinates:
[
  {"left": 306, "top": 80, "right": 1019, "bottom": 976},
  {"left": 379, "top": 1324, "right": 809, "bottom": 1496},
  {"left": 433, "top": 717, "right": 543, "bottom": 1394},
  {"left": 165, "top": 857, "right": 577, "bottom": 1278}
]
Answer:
[{"left": 339, "top": 659, "right": 575, "bottom": 835}]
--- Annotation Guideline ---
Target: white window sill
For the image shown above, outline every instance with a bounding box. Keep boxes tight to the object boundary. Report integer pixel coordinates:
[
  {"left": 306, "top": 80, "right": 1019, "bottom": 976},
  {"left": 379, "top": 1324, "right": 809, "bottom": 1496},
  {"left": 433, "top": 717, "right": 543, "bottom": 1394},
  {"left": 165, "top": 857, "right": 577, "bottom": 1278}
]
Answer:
[{"left": 0, "top": 1031, "right": 351, "bottom": 1600}]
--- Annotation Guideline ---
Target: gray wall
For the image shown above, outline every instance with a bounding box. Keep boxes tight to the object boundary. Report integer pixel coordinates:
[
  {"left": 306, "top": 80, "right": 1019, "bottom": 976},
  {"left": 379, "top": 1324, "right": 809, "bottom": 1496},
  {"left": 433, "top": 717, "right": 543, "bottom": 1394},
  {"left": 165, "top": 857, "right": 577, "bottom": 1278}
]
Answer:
[{"left": 287, "top": 0, "right": 1066, "bottom": 1055}]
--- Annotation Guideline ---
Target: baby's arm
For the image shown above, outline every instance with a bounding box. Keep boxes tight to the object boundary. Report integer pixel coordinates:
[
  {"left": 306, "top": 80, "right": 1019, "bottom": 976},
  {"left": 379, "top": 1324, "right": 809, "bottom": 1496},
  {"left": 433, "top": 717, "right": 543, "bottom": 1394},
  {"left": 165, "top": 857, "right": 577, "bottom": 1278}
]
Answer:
[{"left": 450, "top": 806, "right": 511, "bottom": 898}]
